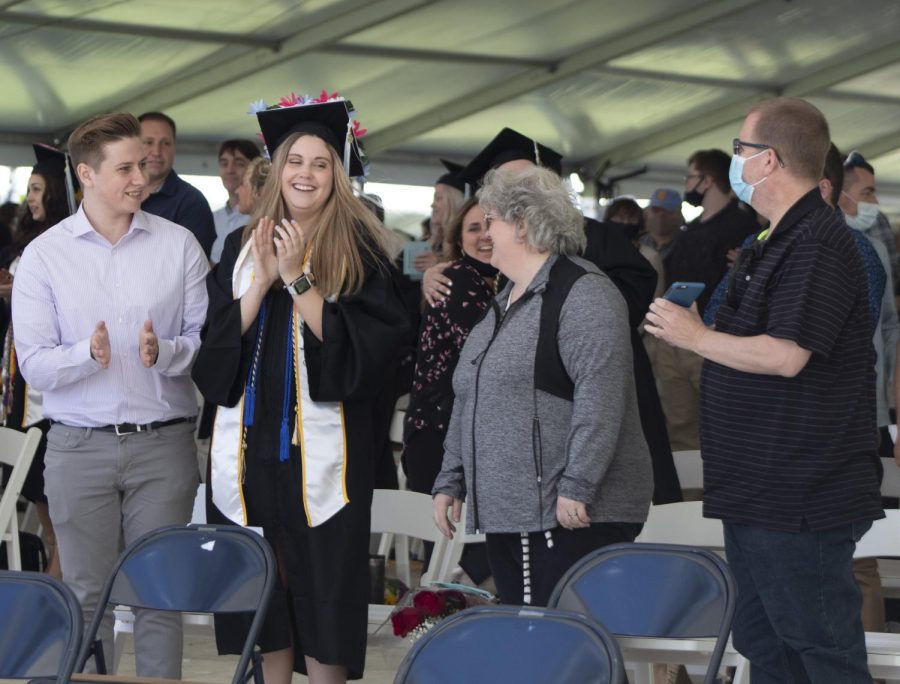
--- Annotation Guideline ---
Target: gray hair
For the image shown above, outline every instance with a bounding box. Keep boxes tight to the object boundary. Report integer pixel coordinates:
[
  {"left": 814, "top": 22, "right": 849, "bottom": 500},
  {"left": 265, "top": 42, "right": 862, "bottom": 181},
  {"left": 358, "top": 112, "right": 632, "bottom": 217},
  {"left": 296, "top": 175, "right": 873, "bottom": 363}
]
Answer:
[{"left": 477, "top": 166, "right": 586, "bottom": 255}]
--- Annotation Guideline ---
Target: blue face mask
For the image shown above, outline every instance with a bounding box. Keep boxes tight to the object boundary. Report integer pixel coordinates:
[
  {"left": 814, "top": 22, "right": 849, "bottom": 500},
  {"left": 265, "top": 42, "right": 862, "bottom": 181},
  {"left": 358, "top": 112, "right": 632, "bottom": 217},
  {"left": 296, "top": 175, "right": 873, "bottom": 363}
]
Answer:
[{"left": 729, "top": 150, "right": 768, "bottom": 206}]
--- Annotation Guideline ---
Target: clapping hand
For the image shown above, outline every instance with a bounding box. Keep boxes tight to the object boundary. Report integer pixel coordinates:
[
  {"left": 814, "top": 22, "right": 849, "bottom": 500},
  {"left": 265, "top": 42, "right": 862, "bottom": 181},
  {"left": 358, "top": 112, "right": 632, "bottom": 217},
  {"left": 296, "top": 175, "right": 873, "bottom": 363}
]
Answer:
[
  {"left": 91, "top": 321, "right": 111, "bottom": 368},
  {"left": 139, "top": 320, "right": 158, "bottom": 368},
  {"left": 274, "top": 218, "right": 306, "bottom": 285},
  {"left": 251, "top": 217, "right": 280, "bottom": 289}
]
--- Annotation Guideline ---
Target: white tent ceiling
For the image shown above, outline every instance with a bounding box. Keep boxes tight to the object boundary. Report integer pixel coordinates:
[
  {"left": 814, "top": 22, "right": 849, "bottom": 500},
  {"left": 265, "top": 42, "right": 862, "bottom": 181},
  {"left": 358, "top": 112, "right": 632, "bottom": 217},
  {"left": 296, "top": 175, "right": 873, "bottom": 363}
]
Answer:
[{"left": 3, "top": 0, "right": 900, "bottom": 203}]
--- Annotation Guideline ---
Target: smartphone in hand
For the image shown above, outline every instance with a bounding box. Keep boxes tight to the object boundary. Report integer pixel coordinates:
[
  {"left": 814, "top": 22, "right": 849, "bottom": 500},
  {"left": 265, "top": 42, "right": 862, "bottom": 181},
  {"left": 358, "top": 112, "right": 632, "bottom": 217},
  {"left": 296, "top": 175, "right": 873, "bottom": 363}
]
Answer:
[{"left": 663, "top": 281, "right": 705, "bottom": 308}]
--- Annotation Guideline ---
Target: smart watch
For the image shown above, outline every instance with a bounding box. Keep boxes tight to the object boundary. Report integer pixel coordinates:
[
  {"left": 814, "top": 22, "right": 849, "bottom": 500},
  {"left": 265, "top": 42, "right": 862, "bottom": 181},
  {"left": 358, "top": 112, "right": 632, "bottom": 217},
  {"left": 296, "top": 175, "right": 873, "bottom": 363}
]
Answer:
[{"left": 285, "top": 272, "right": 315, "bottom": 296}]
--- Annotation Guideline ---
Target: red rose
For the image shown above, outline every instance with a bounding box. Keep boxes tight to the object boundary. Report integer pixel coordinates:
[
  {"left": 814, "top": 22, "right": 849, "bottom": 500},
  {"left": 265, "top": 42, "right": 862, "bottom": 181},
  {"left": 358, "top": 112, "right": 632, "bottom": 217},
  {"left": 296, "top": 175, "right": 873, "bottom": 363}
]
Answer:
[
  {"left": 391, "top": 606, "right": 422, "bottom": 637},
  {"left": 440, "top": 590, "right": 466, "bottom": 613},
  {"left": 413, "top": 590, "right": 445, "bottom": 617}
]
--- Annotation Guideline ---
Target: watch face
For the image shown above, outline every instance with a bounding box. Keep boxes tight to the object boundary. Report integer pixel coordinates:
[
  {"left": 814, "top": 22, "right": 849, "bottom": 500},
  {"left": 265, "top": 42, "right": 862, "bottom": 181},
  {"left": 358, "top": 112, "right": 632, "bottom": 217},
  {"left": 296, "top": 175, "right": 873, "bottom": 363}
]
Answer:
[{"left": 287, "top": 274, "right": 311, "bottom": 296}]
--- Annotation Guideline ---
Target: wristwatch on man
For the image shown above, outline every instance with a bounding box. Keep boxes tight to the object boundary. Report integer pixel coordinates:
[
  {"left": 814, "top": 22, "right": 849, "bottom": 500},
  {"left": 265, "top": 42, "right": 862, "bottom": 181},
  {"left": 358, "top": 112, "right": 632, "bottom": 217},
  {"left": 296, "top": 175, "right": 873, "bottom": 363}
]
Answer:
[{"left": 285, "top": 272, "right": 315, "bottom": 296}]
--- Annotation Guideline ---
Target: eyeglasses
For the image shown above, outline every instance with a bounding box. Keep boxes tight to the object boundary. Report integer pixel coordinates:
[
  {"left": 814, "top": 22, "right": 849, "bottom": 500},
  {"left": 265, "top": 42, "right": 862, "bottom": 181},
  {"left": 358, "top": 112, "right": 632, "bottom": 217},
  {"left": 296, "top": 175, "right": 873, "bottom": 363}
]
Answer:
[
  {"left": 732, "top": 138, "right": 785, "bottom": 168},
  {"left": 684, "top": 173, "right": 704, "bottom": 183}
]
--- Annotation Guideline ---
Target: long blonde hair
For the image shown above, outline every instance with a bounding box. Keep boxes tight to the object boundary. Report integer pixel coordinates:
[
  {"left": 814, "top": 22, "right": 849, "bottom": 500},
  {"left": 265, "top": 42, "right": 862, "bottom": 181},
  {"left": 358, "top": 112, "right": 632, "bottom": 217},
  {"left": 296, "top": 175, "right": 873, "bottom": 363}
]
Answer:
[{"left": 243, "top": 132, "right": 392, "bottom": 296}]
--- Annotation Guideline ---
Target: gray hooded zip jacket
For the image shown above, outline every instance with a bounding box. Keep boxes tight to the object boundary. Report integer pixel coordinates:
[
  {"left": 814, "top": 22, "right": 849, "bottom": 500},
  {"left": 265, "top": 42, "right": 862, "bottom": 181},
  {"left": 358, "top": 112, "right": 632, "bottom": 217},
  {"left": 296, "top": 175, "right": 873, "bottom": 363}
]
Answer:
[{"left": 432, "top": 254, "right": 653, "bottom": 534}]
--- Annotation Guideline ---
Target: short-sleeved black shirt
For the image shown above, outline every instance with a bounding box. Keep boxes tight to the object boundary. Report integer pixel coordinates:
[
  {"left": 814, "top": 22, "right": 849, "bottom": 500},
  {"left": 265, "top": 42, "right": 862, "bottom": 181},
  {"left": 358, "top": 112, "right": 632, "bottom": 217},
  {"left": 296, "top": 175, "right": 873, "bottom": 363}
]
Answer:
[
  {"left": 700, "top": 189, "right": 883, "bottom": 531},
  {"left": 664, "top": 199, "right": 758, "bottom": 314}
]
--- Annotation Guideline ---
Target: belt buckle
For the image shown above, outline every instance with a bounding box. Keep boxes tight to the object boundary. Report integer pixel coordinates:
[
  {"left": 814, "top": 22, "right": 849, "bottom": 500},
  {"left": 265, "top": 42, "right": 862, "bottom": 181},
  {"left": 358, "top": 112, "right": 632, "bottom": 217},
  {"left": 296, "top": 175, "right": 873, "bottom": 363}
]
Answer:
[{"left": 114, "top": 423, "right": 143, "bottom": 436}]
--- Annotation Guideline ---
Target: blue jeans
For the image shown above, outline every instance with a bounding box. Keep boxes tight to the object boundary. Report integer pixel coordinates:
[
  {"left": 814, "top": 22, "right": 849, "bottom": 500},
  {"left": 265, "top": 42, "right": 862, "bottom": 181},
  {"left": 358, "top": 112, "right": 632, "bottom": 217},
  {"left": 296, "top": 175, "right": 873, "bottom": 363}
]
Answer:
[{"left": 724, "top": 521, "right": 873, "bottom": 684}]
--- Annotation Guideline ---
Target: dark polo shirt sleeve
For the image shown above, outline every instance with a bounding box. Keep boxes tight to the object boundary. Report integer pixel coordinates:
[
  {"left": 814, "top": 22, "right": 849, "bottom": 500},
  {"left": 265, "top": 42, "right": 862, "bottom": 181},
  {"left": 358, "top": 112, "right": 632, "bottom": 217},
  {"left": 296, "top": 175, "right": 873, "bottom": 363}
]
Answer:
[
  {"left": 700, "top": 189, "right": 883, "bottom": 532},
  {"left": 766, "top": 234, "right": 856, "bottom": 359}
]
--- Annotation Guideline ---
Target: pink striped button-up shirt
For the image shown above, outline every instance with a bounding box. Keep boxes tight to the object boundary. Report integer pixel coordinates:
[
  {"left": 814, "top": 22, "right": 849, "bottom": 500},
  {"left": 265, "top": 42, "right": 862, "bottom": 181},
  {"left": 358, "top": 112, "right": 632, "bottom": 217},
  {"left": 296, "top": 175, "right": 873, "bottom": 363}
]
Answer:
[{"left": 12, "top": 205, "right": 209, "bottom": 427}]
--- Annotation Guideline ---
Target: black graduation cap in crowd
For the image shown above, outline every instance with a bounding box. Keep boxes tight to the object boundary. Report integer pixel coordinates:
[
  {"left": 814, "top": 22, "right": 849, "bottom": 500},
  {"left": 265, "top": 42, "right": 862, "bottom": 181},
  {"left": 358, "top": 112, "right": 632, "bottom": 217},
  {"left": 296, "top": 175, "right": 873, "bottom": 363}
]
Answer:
[
  {"left": 32, "top": 143, "right": 79, "bottom": 214},
  {"left": 256, "top": 99, "right": 366, "bottom": 177},
  {"left": 459, "top": 127, "right": 564, "bottom": 188},
  {"left": 435, "top": 159, "right": 466, "bottom": 193}
]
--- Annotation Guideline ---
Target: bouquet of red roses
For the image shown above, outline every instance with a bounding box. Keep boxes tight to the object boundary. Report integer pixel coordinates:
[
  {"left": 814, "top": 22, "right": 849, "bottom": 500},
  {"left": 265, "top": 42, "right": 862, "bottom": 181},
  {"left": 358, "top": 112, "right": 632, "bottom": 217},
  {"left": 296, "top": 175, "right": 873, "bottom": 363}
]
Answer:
[{"left": 389, "top": 581, "right": 496, "bottom": 641}]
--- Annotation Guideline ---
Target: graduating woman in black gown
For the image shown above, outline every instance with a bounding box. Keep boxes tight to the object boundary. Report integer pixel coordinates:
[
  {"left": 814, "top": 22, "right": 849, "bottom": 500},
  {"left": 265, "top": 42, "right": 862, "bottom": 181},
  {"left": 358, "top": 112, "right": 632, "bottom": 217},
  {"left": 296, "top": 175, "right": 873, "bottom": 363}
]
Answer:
[{"left": 192, "top": 96, "right": 409, "bottom": 684}]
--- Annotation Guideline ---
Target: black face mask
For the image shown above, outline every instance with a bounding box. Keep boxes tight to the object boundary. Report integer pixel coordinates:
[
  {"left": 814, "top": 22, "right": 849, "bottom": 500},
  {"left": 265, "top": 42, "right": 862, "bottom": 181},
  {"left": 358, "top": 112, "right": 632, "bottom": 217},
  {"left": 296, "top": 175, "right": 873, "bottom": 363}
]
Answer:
[
  {"left": 605, "top": 220, "right": 640, "bottom": 242},
  {"left": 684, "top": 188, "right": 705, "bottom": 207}
]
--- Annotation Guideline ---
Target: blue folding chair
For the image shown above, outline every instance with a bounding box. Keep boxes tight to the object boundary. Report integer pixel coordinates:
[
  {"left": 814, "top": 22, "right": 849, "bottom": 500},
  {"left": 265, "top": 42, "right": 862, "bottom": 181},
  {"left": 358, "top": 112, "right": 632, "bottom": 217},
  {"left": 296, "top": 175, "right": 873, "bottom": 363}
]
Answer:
[
  {"left": 548, "top": 542, "right": 736, "bottom": 684},
  {"left": 0, "top": 570, "right": 83, "bottom": 683},
  {"left": 394, "top": 604, "right": 625, "bottom": 683},
  {"left": 76, "top": 524, "right": 276, "bottom": 684}
]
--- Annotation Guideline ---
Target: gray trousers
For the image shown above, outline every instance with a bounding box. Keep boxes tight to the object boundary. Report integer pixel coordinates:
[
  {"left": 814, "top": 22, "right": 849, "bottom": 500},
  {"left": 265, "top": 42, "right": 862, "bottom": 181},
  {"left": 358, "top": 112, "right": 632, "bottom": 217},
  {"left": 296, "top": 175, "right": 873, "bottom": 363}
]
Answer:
[{"left": 44, "top": 421, "right": 199, "bottom": 678}]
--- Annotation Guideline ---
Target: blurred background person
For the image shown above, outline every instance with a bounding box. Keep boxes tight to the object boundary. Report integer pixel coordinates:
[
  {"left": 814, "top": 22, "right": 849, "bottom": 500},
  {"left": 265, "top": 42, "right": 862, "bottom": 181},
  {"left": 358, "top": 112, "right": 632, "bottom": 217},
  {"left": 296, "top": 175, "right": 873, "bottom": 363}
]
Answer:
[
  {"left": 234, "top": 156, "right": 270, "bottom": 218},
  {"left": 211, "top": 139, "right": 260, "bottom": 263},
  {"left": 0, "top": 144, "right": 76, "bottom": 579},
  {"left": 139, "top": 111, "right": 216, "bottom": 257},
  {"left": 414, "top": 160, "right": 466, "bottom": 275},
  {"left": 402, "top": 197, "right": 497, "bottom": 583},
  {"left": 640, "top": 188, "right": 683, "bottom": 264}
]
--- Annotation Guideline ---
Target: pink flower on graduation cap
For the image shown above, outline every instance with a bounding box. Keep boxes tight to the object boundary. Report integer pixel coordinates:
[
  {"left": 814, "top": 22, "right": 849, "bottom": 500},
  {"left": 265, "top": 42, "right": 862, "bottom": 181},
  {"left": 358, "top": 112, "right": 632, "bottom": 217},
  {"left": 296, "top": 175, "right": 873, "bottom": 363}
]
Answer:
[
  {"left": 311, "top": 90, "right": 340, "bottom": 104},
  {"left": 279, "top": 92, "right": 300, "bottom": 107},
  {"left": 351, "top": 120, "right": 367, "bottom": 138}
]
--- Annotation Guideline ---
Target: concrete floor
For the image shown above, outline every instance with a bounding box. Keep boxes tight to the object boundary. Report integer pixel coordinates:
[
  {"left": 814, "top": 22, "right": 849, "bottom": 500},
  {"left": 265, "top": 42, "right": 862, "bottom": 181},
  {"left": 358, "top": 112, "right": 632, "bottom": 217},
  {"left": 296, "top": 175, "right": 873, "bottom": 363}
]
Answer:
[{"left": 115, "top": 628, "right": 412, "bottom": 683}]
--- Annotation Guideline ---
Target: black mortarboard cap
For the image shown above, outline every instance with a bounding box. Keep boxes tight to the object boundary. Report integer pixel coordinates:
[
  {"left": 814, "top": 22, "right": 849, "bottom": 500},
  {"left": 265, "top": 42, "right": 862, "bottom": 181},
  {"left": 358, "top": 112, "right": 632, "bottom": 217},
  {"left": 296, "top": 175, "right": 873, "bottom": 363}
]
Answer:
[
  {"left": 32, "top": 144, "right": 66, "bottom": 180},
  {"left": 256, "top": 99, "right": 366, "bottom": 177},
  {"left": 32, "top": 143, "right": 79, "bottom": 214},
  {"left": 459, "top": 128, "right": 564, "bottom": 187},
  {"left": 435, "top": 159, "right": 466, "bottom": 193}
]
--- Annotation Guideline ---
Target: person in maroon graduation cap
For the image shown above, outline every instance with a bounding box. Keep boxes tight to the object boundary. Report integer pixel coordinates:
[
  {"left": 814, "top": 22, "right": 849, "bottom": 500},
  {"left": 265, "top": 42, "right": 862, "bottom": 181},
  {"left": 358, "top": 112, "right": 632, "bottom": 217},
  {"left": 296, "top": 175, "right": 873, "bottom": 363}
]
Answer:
[{"left": 193, "top": 93, "right": 409, "bottom": 684}]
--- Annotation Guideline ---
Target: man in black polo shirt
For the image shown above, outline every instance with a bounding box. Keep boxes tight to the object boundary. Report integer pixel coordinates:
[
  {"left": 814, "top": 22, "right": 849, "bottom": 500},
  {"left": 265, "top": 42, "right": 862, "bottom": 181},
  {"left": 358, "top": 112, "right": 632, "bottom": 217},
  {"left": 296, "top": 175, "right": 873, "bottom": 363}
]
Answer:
[{"left": 646, "top": 97, "right": 881, "bottom": 683}]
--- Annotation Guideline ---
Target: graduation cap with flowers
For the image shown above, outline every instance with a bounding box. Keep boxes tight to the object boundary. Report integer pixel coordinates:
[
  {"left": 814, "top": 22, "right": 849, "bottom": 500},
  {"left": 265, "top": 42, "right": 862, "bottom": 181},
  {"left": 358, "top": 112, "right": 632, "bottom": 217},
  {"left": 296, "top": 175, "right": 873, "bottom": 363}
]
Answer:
[
  {"left": 251, "top": 90, "right": 369, "bottom": 178},
  {"left": 32, "top": 143, "right": 80, "bottom": 214}
]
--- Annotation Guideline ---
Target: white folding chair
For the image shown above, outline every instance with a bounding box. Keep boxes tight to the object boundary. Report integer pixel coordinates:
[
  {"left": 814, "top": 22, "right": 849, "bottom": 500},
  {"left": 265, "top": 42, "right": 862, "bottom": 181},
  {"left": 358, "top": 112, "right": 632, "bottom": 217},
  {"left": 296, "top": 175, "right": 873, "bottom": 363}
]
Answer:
[
  {"left": 437, "top": 501, "right": 485, "bottom": 582},
  {"left": 637, "top": 501, "right": 722, "bottom": 549},
  {"left": 389, "top": 404, "right": 407, "bottom": 491},
  {"left": 671, "top": 449, "right": 703, "bottom": 491},
  {"left": 882, "top": 427, "right": 900, "bottom": 499},
  {"left": 377, "top": 394, "right": 411, "bottom": 572},
  {"left": 369, "top": 488, "right": 452, "bottom": 630},
  {"left": 0, "top": 426, "right": 42, "bottom": 570}
]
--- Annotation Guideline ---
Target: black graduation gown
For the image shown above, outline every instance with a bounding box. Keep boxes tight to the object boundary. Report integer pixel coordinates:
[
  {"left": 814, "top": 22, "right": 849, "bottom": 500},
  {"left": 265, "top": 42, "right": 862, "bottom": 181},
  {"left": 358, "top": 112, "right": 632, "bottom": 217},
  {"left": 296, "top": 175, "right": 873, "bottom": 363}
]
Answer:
[
  {"left": 192, "top": 227, "right": 410, "bottom": 680},
  {"left": 582, "top": 218, "right": 682, "bottom": 504}
]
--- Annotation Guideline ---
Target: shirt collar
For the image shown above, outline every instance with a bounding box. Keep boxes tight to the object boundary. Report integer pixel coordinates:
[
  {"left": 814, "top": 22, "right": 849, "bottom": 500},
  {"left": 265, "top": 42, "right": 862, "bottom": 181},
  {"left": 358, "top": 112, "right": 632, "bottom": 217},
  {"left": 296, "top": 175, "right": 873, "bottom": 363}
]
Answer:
[
  {"left": 70, "top": 203, "right": 151, "bottom": 240},
  {"left": 496, "top": 254, "right": 558, "bottom": 300},
  {"left": 152, "top": 170, "right": 180, "bottom": 197},
  {"left": 767, "top": 188, "right": 827, "bottom": 244}
]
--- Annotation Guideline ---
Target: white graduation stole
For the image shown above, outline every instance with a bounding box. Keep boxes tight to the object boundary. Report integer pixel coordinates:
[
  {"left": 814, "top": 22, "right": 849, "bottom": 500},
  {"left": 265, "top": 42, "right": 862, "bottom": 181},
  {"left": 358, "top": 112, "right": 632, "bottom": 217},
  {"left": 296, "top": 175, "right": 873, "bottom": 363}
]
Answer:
[{"left": 210, "top": 240, "right": 349, "bottom": 527}]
